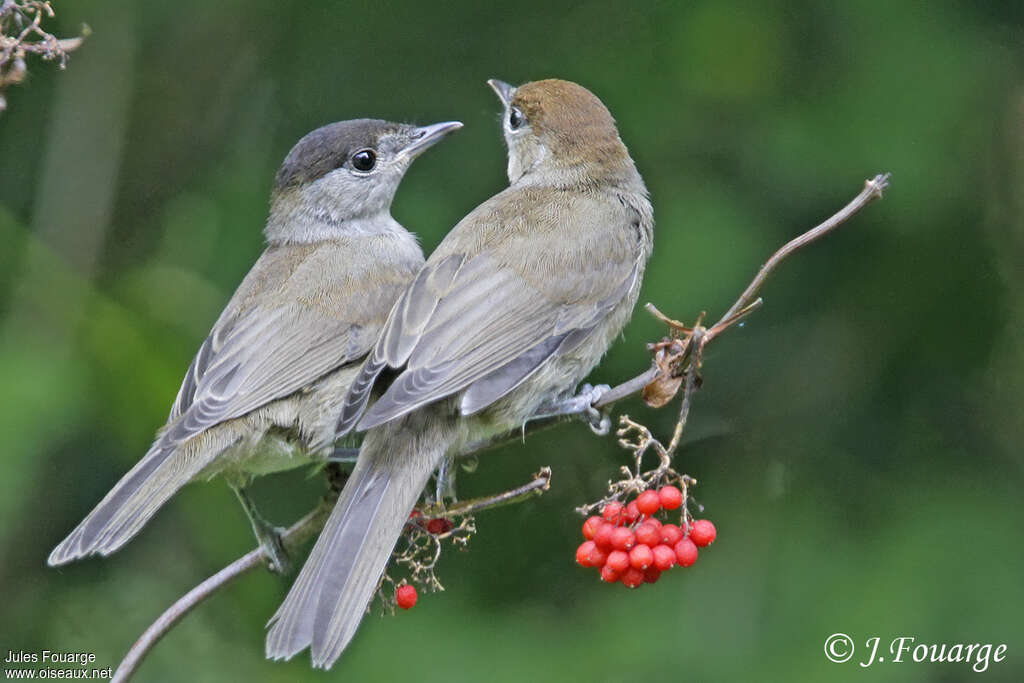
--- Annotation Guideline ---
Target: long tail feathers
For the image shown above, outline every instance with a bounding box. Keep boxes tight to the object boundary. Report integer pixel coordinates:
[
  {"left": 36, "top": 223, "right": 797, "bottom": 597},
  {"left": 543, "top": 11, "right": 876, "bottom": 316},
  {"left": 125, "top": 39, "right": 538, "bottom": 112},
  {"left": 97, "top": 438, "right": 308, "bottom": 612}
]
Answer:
[
  {"left": 48, "top": 435, "right": 206, "bottom": 566},
  {"left": 266, "top": 419, "right": 447, "bottom": 668}
]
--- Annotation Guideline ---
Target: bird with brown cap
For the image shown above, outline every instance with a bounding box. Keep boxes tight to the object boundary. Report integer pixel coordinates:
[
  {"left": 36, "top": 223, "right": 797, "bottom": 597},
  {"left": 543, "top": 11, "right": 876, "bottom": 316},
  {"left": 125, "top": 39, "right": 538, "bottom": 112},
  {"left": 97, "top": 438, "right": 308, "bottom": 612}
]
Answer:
[{"left": 266, "top": 78, "right": 653, "bottom": 668}]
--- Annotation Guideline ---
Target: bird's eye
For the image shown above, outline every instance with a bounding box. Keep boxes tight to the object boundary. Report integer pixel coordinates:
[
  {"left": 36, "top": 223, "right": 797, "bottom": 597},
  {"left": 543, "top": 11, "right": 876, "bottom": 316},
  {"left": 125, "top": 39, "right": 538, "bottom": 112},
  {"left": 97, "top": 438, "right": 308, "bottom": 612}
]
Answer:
[
  {"left": 350, "top": 149, "right": 377, "bottom": 172},
  {"left": 508, "top": 107, "right": 524, "bottom": 130}
]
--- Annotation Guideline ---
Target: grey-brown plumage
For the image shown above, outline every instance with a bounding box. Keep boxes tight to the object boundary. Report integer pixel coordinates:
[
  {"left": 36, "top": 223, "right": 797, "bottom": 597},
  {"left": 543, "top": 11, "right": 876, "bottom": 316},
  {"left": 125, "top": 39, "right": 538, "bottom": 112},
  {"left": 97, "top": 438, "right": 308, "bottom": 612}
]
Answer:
[
  {"left": 266, "top": 79, "right": 653, "bottom": 668},
  {"left": 48, "top": 118, "right": 462, "bottom": 566}
]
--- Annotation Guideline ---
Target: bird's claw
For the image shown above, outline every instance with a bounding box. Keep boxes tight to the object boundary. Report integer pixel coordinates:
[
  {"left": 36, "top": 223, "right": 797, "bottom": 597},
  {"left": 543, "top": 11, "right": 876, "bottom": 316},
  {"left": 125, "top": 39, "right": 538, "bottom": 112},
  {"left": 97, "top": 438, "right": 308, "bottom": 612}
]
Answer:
[
  {"left": 260, "top": 525, "right": 291, "bottom": 576},
  {"left": 586, "top": 407, "right": 611, "bottom": 436},
  {"left": 526, "top": 383, "right": 612, "bottom": 434},
  {"left": 578, "top": 383, "right": 611, "bottom": 435}
]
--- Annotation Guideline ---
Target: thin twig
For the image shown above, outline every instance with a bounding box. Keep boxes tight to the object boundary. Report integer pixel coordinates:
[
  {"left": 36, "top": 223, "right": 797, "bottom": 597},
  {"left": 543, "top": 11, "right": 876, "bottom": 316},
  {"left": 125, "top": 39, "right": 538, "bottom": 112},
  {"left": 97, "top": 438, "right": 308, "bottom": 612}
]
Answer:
[
  {"left": 111, "top": 502, "right": 332, "bottom": 683},
  {"left": 0, "top": 0, "right": 87, "bottom": 112},
  {"left": 713, "top": 173, "right": 890, "bottom": 329},
  {"left": 112, "top": 173, "right": 890, "bottom": 681},
  {"left": 665, "top": 327, "right": 705, "bottom": 455},
  {"left": 600, "top": 177, "right": 891, "bottom": 407},
  {"left": 594, "top": 365, "right": 659, "bottom": 409},
  {"left": 439, "top": 467, "right": 552, "bottom": 516}
]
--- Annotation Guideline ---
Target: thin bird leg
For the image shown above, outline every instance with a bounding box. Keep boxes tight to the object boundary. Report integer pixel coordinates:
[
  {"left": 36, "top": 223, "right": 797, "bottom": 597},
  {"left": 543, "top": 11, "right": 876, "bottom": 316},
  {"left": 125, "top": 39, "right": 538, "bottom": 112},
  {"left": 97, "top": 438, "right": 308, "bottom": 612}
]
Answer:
[
  {"left": 326, "top": 445, "right": 359, "bottom": 463},
  {"left": 230, "top": 484, "right": 291, "bottom": 575},
  {"left": 434, "top": 456, "right": 457, "bottom": 503},
  {"left": 527, "top": 383, "right": 612, "bottom": 435}
]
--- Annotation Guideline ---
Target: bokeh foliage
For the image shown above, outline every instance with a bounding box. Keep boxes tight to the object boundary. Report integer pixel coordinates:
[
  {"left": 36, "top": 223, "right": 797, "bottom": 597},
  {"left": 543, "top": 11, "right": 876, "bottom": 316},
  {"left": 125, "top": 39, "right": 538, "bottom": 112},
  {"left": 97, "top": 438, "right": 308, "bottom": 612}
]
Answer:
[{"left": 1, "top": 0, "right": 1021, "bottom": 680}]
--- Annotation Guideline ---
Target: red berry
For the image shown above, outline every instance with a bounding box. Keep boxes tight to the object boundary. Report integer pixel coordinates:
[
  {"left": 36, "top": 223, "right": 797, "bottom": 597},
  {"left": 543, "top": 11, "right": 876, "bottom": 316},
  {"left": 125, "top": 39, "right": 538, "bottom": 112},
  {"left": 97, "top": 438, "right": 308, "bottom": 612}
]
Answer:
[
  {"left": 623, "top": 500, "right": 641, "bottom": 524},
  {"left": 396, "top": 584, "right": 417, "bottom": 610},
  {"left": 594, "top": 522, "right": 615, "bottom": 550},
  {"left": 674, "top": 538, "right": 698, "bottom": 567},
  {"left": 635, "top": 522, "right": 661, "bottom": 547},
  {"left": 620, "top": 567, "right": 644, "bottom": 588},
  {"left": 643, "top": 566, "right": 662, "bottom": 584},
  {"left": 629, "top": 543, "right": 654, "bottom": 570},
  {"left": 610, "top": 526, "right": 636, "bottom": 551},
  {"left": 658, "top": 485, "right": 683, "bottom": 510},
  {"left": 601, "top": 502, "right": 624, "bottom": 524},
  {"left": 582, "top": 516, "right": 603, "bottom": 540},
  {"left": 576, "top": 541, "right": 598, "bottom": 567},
  {"left": 690, "top": 520, "right": 717, "bottom": 547},
  {"left": 659, "top": 524, "right": 683, "bottom": 546},
  {"left": 408, "top": 509, "right": 422, "bottom": 519},
  {"left": 426, "top": 518, "right": 453, "bottom": 534},
  {"left": 600, "top": 564, "right": 620, "bottom": 583},
  {"left": 635, "top": 490, "right": 661, "bottom": 516},
  {"left": 606, "top": 550, "right": 630, "bottom": 573},
  {"left": 652, "top": 543, "right": 677, "bottom": 571},
  {"left": 588, "top": 544, "right": 609, "bottom": 568}
]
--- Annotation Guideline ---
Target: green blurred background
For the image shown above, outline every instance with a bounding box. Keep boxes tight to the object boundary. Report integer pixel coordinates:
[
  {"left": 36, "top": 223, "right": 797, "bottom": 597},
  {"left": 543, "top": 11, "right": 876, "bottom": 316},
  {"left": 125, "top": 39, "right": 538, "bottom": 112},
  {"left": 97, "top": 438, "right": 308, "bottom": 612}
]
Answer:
[{"left": 2, "top": 0, "right": 1021, "bottom": 680}]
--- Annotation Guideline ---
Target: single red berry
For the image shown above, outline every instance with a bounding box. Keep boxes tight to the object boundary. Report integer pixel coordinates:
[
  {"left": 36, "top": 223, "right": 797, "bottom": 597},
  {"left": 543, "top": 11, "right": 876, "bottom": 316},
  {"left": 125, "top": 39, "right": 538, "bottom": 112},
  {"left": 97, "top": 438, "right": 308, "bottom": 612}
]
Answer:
[
  {"left": 601, "top": 502, "right": 624, "bottom": 524},
  {"left": 643, "top": 566, "right": 662, "bottom": 584},
  {"left": 408, "top": 509, "right": 422, "bottom": 519},
  {"left": 652, "top": 543, "right": 677, "bottom": 571},
  {"left": 396, "top": 584, "right": 417, "bottom": 610},
  {"left": 690, "top": 519, "right": 717, "bottom": 547},
  {"left": 594, "top": 521, "right": 615, "bottom": 550},
  {"left": 674, "top": 538, "right": 698, "bottom": 567},
  {"left": 660, "top": 523, "right": 683, "bottom": 546},
  {"left": 620, "top": 567, "right": 644, "bottom": 588},
  {"left": 635, "top": 522, "right": 661, "bottom": 547},
  {"left": 642, "top": 516, "right": 662, "bottom": 529},
  {"left": 629, "top": 543, "right": 654, "bottom": 570},
  {"left": 426, "top": 518, "right": 453, "bottom": 534},
  {"left": 600, "top": 564, "right": 620, "bottom": 583},
  {"left": 658, "top": 485, "right": 683, "bottom": 510},
  {"left": 576, "top": 540, "right": 598, "bottom": 567},
  {"left": 635, "top": 490, "right": 661, "bottom": 516},
  {"left": 588, "top": 544, "right": 609, "bottom": 568},
  {"left": 606, "top": 550, "right": 630, "bottom": 573},
  {"left": 582, "top": 515, "right": 603, "bottom": 540},
  {"left": 624, "top": 500, "right": 641, "bottom": 524},
  {"left": 610, "top": 526, "right": 636, "bottom": 551}
]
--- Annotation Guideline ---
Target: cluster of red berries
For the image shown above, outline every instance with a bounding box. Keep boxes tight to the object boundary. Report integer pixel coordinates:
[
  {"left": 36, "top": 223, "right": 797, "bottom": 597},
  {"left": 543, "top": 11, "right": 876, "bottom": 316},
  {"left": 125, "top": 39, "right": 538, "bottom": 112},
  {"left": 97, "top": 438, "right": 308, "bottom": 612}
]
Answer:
[{"left": 575, "top": 487, "right": 716, "bottom": 588}]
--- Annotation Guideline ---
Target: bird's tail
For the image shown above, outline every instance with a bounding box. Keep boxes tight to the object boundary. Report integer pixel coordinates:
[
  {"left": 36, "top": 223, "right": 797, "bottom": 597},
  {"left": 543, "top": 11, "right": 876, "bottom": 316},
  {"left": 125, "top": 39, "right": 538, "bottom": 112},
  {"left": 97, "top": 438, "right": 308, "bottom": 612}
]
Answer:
[
  {"left": 48, "top": 433, "right": 209, "bottom": 566},
  {"left": 266, "top": 412, "right": 451, "bottom": 668}
]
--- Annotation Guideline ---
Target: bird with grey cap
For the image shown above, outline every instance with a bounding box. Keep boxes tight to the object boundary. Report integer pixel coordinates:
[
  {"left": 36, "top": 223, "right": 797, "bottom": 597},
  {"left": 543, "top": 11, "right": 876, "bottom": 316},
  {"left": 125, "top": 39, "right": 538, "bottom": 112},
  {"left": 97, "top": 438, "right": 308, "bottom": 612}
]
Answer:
[
  {"left": 266, "top": 78, "right": 652, "bottom": 667},
  {"left": 48, "top": 118, "right": 462, "bottom": 573}
]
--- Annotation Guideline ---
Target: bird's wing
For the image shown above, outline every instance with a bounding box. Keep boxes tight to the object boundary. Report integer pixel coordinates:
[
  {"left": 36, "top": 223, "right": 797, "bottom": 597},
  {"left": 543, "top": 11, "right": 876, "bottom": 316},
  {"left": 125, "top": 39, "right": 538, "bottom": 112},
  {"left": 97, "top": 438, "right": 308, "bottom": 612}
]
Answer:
[
  {"left": 47, "top": 241, "right": 416, "bottom": 566},
  {"left": 340, "top": 190, "right": 642, "bottom": 432},
  {"left": 162, "top": 245, "right": 391, "bottom": 446}
]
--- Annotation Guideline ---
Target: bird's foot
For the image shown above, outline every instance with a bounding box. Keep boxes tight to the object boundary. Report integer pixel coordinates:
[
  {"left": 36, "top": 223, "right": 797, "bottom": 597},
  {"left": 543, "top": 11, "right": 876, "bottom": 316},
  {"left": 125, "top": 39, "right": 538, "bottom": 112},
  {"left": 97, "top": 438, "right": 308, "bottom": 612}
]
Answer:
[
  {"left": 254, "top": 521, "right": 291, "bottom": 576},
  {"left": 532, "top": 383, "right": 612, "bottom": 436}
]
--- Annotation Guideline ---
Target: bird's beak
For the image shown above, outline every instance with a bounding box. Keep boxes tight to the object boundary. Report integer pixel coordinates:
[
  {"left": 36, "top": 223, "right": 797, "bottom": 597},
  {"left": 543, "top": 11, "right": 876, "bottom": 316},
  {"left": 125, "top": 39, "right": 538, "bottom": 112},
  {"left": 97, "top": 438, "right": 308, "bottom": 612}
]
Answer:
[
  {"left": 404, "top": 121, "right": 463, "bottom": 158},
  {"left": 487, "top": 79, "right": 516, "bottom": 106}
]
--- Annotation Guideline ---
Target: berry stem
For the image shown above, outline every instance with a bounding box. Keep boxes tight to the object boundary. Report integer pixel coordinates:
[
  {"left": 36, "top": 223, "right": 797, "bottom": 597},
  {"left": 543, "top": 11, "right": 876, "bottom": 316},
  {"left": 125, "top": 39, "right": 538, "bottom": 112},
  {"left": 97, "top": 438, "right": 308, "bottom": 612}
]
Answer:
[{"left": 428, "top": 467, "right": 552, "bottom": 519}]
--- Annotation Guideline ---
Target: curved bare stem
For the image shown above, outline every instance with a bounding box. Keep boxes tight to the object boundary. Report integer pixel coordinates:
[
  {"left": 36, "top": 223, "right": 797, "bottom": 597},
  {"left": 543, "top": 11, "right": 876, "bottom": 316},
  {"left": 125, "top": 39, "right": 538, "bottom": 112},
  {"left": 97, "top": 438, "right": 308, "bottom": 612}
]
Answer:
[
  {"left": 111, "top": 502, "right": 332, "bottom": 683},
  {"left": 713, "top": 173, "right": 890, "bottom": 330}
]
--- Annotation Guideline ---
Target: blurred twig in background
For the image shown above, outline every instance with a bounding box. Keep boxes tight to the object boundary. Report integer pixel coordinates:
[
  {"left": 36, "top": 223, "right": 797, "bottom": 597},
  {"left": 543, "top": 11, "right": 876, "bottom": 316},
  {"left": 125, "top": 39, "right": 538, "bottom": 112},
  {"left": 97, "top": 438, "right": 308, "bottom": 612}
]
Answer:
[
  {"left": 0, "top": 0, "right": 87, "bottom": 112},
  {"left": 111, "top": 173, "right": 891, "bottom": 682}
]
